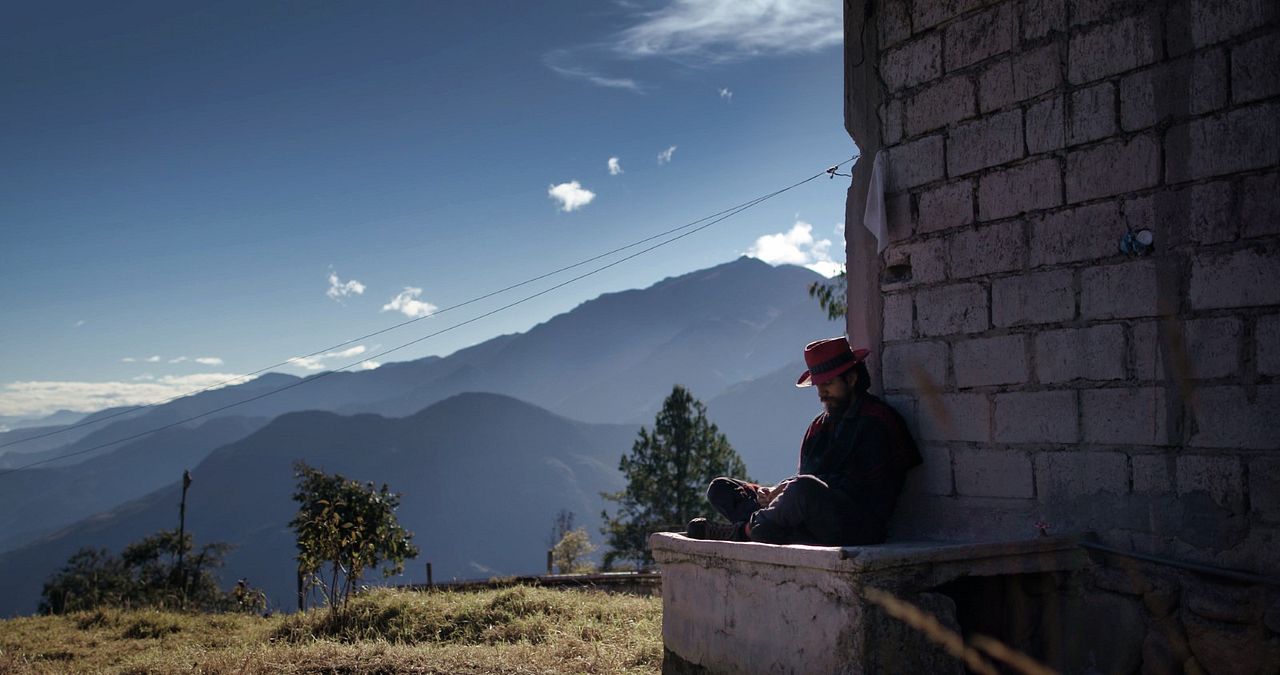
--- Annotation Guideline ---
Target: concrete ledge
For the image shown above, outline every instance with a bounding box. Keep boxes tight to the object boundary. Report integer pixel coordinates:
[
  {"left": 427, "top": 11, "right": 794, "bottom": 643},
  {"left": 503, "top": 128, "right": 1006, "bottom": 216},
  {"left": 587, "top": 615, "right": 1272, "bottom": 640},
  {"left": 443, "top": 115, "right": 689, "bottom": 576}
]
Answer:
[{"left": 650, "top": 533, "right": 1091, "bottom": 674}]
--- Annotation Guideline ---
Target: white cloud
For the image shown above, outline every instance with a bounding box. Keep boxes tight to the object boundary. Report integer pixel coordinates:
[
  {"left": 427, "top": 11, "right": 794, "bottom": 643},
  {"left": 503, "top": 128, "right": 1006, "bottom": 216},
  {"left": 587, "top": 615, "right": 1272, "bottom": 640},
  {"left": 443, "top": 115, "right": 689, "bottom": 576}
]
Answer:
[
  {"left": 546, "top": 62, "right": 642, "bottom": 92},
  {"left": 145, "top": 355, "right": 161, "bottom": 363},
  {"left": 833, "top": 221, "right": 845, "bottom": 236},
  {"left": 615, "top": 0, "right": 842, "bottom": 61},
  {"left": 169, "top": 356, "right": 189, "bottom": 364},
  {"left": 382, "top": 287, "right": 438, "bottom": 318},
  {"left": 287, "top": 345, "right": 370, "bottom": 372},
  {"left": 121, "top": 357, "right": 136, "bottom": 363},
  {"left": 608, "top": 157, "right": 624, "bottom": 176},
  {"left": 719, "top": 87, "right": 733, "bottom": 101},
  {"left": 547, "top": 181, "right": 596, "bottom": 212},
  {"left": 746, "top": 220, "right": 843, "bottom": 277},
  {"left": 0, "top": 373, "right": 257, "bottom": 418},
  {"left": 74, "top": 320, "right": 85, "bottom": 328},
  {"left": 327, "top": 270, "right": 366, "bottom": 302},
  {"left": 657, "top": 145, "right": 677, "bottom": 165},
  {"left": 195, "top": 357, "right": 224, "bottom": 366},
  {"left": 357, "top": 360, "right": 381, "bottom": 371}
]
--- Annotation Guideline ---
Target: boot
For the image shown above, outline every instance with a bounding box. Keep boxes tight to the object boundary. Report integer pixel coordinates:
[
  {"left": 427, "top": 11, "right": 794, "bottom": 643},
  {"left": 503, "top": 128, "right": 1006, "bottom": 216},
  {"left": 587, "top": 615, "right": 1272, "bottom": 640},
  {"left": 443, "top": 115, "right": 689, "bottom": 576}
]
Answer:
[{"left": 686, "top": 517, "right": 744, "bottom": 541}]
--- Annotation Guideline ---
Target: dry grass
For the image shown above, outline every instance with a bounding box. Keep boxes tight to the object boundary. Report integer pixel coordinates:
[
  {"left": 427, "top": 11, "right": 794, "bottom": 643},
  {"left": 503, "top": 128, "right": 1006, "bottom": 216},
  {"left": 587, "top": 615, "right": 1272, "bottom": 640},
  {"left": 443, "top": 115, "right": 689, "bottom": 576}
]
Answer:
[{"left": 0, "top": 586, "right": 662, "bottom": 674}]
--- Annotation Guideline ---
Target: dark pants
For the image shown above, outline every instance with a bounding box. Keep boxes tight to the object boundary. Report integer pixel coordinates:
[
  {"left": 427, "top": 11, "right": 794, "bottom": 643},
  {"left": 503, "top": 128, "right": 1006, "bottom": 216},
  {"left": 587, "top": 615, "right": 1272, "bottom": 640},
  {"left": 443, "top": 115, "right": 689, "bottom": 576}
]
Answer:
[{"left": 706, "top": 475, "right": 885, "bottom": 546}]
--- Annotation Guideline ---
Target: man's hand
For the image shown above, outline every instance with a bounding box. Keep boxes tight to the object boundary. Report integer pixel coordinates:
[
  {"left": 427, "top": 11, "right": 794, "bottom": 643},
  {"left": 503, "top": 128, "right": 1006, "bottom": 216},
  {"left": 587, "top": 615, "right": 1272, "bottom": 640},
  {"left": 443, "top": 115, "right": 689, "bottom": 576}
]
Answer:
[{"left": 756, "top": 479, "right": 792, "bottom": 507}]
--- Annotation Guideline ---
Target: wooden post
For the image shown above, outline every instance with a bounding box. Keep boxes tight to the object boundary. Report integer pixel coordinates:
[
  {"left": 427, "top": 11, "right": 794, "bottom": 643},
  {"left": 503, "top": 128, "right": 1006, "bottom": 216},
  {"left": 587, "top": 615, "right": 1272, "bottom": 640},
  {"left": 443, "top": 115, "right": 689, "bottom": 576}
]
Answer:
[
  {"left": 547, "top": 550, "right": 554, "bottom": 575},
  {"left": 297, "top": 570, "right": 305, "bottom": 612},
  {"left": 176, "top": 470, "right": 192, "bottom": 609},
  {"left": 426, "top": 562, "right": 433, "bottom": 588}
]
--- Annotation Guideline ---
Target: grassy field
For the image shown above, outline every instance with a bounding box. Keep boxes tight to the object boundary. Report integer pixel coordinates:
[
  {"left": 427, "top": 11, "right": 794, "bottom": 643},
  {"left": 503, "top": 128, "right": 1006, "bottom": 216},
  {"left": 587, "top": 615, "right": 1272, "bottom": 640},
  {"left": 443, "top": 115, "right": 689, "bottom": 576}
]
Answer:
[{"left": 0, "top": 586, "right": 663, "bottom": 674}]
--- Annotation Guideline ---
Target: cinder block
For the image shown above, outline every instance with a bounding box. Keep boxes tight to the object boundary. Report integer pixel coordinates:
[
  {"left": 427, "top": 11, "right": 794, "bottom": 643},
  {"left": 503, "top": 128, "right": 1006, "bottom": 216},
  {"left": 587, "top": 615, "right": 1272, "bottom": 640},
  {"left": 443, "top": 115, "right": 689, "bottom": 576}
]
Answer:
[
  {"left": 882, "top": 238, "right": 947, "bottom": 289},
  {"left": 913, "top": 0, "right": 990, "bottom": 32},
  {"left": 946, "top": 110, "right": 1025, "bottom": 177},
  {"left": 1188, "top": 385, "right": 1280, "bottom": 450},
  {"left": 917, "top": 392, "right": 991, "bottom": 442},
  {"left": 906, "top": 445, "right": 955, "bottom": 497},
  {"left": 1028, "top": 201, "right": 1123, "bottom": 267},
  {"left": 992, "top": 268, "right": 1075, "bottom": 327},
  {"left": 882, "top": 34, "right": 943, "bottom": 92},
  {"left": 1189, "top": 246, "right": 1280, "bottom": 310},
  {"left": 1240, "top": 172, "right": 1280, "bottom": 239},
  {"left": 1257, "top": 314, "right": 1280, "bottom": 377},
  {"left": 1248, "top": 457, "right": 1280, "bottom": 523},
  {"left": 947, "top": 220, "right": 1025, "bottom": 278},
  {"left": 945, "top": 4, "right": 1019, "bottom": 71},
  {"left": 978, "top": 158, "right": 1063, "bottom": 221},
  {"left": 1123, "top": 182, "right": 1236, "bottom": 248},
  {"left": 886, "top": 135, "right": 947, "bottom": 192},
  {"left": 1233, "top": 33, "right": 1280, "bottom": 104},
  {"left": 916, "top": 283, "right": 989, "bottom": 336},
  {"left": 1035, "top": 324, "right": 1126, "bottom": 383},
  {"left": 1034, "top": 451, "right": 1129, "bottom": 501},
  {"left": 1024, "top": 0, "right": 1067, "bottom": 39},
  {"left": 906, "top": 75, "right": 977, "bottom": 136},
  {"left": 1026, "top": 95, "right": 1066, "bottom": 153},
  {"left": 1119, "top": 51, "right": 1229, "bottom": 132},
  {"left": 879, "top": 0, "right": 913, "bottom": 49},
  {"left": 1068, "top": 82, "right": 1116, "bottom": 145},
  {"left": 954, "top": 334, "right": 1028, "bottom": 387},
  {"left": 880, "top": 99, "right": 905, "bottom": 146},
  {"left": 886, "top": 191, "right": 914, "bottom": 242},
  {"left": 1183, "top": 317, "right": 1242, "bottom": 379},
  {"left": 1068, "top": 15, "right": 1161, "bottom": 85},
  {"left": 954, "top": 449, "right": 1034, "bottom": 498},
  {"left": 1081, "top": 260, "right": 1159, "bottom": 319},
  {"left": 917, "top": 180, "right": 974, "bottom": 233},
  {"left": 1131, "top": 320, "right": 1162, "bottom": 381},
  {"left": 1187, "top": 0, "right": 1277, "bottom": 50},
  {"left": 1070, "top": 0, "right": 1147, "bottom": 27},
  {"left": 994, "top": 390, "right": 1079, "bottom": 443},
  {"left": 1166, "top": 103, "right": 1280, "bottom": 183},
  {"left": 1132, "top": 454, "right": 1173, "bottom": 494},
  {"left": 883, "top": 292, "right": 914, "bottom": 341},
  {"left": 1081, "top": 387, "right": 1169, "bottom": 445},
  {"left": 978, "top": 45, "right": 1061, "bottom": 113},
  {"left": 1065, "top": 134, "right": 1160, "bottom": 203},
  {"left": 882, "top": 341, "right": 949, "bottom": 391},
  {"left": 1176, "top": 454, "right": 1245, "bottom": 512}
]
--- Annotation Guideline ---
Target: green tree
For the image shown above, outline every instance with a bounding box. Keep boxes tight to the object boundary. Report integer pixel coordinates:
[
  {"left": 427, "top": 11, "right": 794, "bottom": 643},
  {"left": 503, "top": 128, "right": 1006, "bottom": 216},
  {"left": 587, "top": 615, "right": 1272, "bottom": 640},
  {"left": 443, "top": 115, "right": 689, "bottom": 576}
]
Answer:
[
  {"left": 39, "top": 530, "right": 249, "bottom": 614},
  {"left": 808, "top": 269, "right": 847, "bottom": 320},
  {"left": 601, "top": 385, "right": 747, "bottom": 568},
  {"left": 551, "top": 527, "right": 597, "bottom": 574},
  {"left": 290, "top": 462, "right": 419, "bottom": 613}
]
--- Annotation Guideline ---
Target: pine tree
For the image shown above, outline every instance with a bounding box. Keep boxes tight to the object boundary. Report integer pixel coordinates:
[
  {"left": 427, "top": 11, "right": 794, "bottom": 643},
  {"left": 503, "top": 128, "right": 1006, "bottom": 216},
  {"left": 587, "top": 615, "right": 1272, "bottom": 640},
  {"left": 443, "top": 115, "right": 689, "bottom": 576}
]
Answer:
[{"left": 601, "top": 385, "right": 747, "bottom": 567}]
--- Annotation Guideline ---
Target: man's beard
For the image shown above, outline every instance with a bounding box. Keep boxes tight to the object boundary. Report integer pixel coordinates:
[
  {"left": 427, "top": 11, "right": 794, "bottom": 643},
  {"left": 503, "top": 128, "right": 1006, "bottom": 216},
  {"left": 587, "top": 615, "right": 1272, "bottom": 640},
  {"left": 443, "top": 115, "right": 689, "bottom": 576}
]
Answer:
[{"left": 821, "top": 395, "right": 850, "bottom": 414}]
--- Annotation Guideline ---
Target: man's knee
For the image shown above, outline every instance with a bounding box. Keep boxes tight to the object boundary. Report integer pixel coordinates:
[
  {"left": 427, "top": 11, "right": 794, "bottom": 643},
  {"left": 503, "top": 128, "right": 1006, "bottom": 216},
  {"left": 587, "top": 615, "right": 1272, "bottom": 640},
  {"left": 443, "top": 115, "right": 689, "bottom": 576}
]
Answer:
[
  {"left": 781, "top": 475, "right": 827, "bottom": 500},
  {"left": 706, "top": 477, "right": 740, "bottom": 503}
]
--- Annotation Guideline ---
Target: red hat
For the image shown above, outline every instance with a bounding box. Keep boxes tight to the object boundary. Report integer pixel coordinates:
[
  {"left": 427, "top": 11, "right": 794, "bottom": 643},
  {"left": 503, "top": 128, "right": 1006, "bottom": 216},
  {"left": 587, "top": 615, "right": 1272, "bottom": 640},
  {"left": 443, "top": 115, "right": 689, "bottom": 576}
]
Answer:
[{"left": 796, "top": 337, "right": 870, "bottom": 387}]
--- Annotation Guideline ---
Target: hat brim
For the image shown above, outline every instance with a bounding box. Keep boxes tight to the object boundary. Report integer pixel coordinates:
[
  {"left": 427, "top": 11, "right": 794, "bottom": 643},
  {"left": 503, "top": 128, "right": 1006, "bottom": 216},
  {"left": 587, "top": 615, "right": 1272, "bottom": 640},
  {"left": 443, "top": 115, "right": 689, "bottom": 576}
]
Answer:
[{"left": 795, "top": 348, "right": 870, "bottom": 387}]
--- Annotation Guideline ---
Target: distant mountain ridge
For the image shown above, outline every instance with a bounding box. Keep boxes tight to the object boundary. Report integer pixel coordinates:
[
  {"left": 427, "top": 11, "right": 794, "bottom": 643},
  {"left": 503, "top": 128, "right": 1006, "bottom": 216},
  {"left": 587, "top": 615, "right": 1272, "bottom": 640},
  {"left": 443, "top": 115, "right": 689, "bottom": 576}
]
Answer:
[
  {"left": 0, "top": 393, "right": 632, "bottom": 616},
  {"left": 0, "top": 258, "right": 842, "bottom": 612}
]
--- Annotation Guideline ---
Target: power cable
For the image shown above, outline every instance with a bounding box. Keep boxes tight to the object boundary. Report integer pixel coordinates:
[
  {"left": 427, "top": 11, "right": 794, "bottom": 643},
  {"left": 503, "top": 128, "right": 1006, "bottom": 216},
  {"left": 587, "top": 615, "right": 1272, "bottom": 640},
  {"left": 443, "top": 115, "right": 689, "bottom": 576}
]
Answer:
[
  {"left": 2, "top": 162, "right": 852, "bottom": 452},
  {"left": 0, "top": 157, "right": 854, "bottom": 477}
]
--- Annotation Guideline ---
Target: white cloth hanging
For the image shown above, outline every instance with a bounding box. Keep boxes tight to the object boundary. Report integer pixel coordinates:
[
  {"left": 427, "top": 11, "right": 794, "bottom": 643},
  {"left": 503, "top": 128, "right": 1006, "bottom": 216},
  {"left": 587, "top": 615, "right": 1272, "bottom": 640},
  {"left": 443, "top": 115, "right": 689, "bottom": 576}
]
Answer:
[{"left": 862, "top": 150, "right": 888, "bottom": 254}]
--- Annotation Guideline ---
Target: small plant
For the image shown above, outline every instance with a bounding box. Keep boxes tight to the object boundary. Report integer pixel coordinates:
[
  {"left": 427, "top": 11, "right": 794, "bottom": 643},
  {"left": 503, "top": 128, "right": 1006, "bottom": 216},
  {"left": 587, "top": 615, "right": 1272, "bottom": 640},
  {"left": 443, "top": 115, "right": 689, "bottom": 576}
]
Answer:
[
  {"left": 290, "top": 462, "right": 419, "bottom": 614},
  {"left": 551, "top": 528, "right": 597, "bottom": 574}
]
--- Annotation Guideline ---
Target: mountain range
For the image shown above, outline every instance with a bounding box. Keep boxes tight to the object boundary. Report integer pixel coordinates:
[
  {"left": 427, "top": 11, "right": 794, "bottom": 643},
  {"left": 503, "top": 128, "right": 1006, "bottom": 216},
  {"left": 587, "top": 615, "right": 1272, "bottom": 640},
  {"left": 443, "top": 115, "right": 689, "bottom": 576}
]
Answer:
[{"left": 0, "top": 258, "right": 840, "bottom": 615}]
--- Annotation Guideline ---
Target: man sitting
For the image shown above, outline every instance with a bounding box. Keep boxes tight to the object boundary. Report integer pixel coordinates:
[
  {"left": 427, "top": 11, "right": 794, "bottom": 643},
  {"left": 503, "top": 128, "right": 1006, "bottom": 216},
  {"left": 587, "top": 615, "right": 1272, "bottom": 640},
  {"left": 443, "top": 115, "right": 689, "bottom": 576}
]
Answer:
[{"left": 687, "top": 336, "right": 920, "bottom": 545}]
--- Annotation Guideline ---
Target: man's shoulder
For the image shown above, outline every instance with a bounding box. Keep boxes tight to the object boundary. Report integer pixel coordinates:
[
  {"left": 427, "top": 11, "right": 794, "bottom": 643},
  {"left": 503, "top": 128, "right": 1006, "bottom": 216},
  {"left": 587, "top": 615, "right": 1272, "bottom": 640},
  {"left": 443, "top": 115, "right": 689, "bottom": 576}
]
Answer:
[{"left": 855, "top": 395, "right": 908, "bottom": 428}]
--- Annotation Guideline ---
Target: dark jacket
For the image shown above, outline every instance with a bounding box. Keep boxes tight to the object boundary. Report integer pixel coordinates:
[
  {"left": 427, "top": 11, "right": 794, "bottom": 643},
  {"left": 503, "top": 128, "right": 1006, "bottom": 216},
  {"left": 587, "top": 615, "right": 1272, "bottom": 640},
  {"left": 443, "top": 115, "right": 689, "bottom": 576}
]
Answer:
[{"left": 797, "top": 394, "right": 922, "bottom": 526}]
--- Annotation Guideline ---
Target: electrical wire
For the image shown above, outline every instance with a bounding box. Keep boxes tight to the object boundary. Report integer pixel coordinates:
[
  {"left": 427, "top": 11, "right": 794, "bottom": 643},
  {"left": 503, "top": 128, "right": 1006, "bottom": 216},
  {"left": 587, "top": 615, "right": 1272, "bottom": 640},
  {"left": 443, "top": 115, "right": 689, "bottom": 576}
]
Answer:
[
  {"left": 0, "top": 157, "right": 855, "bottom": 452},
  {"left": 0, "top": 157, "right": 856, "bottom": 477}
]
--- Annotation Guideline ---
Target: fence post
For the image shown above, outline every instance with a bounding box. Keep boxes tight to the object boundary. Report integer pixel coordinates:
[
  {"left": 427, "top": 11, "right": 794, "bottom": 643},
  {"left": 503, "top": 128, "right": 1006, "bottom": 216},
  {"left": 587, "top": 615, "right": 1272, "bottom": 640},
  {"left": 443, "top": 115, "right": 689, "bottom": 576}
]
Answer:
[
  {"left": 547, "top": 550, "right": 553, "bottom": 575},
  {"left": 426, "top": 562, "right": 433, "bottom": 588}
]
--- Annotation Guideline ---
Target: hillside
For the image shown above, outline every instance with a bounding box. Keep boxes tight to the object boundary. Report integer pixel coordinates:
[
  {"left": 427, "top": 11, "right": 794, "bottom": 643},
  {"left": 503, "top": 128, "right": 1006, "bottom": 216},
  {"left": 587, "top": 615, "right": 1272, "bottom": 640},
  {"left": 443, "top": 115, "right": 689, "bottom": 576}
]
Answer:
[
  {"left": 0, "top": 258, "right": 835, "bottom": 558},
  {"left": 0, "top": 393, "right": 634, "bottom": 616}
]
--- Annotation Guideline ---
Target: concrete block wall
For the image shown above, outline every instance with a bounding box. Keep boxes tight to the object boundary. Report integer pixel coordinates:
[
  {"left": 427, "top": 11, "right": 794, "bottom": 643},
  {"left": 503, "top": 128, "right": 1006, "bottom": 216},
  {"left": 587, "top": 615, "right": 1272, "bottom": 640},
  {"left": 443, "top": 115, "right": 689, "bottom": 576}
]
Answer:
[{"left": 854, "top": 0, "right": 1279, "bottom": 577}]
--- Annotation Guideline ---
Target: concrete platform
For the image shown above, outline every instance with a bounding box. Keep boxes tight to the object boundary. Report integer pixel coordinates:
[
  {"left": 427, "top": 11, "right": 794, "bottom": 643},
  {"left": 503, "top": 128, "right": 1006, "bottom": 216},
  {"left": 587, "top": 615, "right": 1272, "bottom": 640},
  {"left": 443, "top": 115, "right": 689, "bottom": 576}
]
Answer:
[{"left": 650, "top": 532, "right": 1090, "bottom": 674}]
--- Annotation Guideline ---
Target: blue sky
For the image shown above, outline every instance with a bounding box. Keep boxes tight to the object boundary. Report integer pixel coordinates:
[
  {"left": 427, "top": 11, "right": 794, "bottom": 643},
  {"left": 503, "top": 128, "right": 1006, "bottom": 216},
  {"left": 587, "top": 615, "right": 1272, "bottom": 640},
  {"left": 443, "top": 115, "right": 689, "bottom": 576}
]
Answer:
[{"left": 0, "top": 0, "right": 855, "bottom": 419}]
